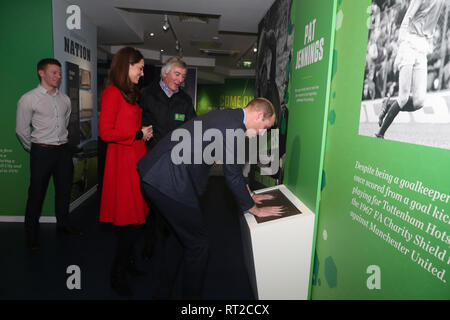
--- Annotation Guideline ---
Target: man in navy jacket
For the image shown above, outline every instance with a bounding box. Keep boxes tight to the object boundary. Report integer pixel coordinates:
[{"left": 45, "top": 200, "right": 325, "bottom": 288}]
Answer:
[
  {"left": 139, "top": 57, "right": 196, "bottom": 261},
  {"left": 137, "top": 97, "right": 282, "bottom": 299}
]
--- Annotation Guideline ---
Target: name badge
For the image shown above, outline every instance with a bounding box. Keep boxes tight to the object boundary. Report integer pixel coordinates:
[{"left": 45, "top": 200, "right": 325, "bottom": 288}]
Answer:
[{"left": 174, "top": 113, "right": 185, "bottom": 121}]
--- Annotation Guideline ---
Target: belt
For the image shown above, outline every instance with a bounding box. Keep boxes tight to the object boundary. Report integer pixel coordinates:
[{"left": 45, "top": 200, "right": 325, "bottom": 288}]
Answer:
[{"left": 33, "top": 143, "right": 67, "bottom": 149}]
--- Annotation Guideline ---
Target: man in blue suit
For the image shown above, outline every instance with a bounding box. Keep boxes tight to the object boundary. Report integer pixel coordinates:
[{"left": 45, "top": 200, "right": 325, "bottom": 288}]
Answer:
[{"left": 137, "top": 97, "right": 282, "bottom": 299}]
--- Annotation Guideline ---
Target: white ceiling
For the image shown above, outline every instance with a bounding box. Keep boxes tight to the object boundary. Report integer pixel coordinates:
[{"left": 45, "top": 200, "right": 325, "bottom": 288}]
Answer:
[{"left": 70, "top": 0, "right": 276, "bottom": 83}]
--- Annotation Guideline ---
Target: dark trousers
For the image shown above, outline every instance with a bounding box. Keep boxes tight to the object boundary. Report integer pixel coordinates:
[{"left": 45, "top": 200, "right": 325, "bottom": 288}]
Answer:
[
  {"left": 145, "top": 206, "right": 184, "bottom": 298},
  {"left": 141, "top": 182, "right": 209, "bottom": 299},
  {"left": 24, "top": 143, "right": 73, "bottom": 236},
  {"left": 143, "top": 200, "right": 170, "bottom": 255},
  {"left": 113, "top": 225, "right": 140, "bottom": 269}
]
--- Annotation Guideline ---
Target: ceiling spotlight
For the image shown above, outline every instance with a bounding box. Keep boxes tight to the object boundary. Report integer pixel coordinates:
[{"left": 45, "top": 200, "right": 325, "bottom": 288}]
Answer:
[
  {"left": 160, "top": 49, "right": 164, "bottom": 53},
  {"left": 253, "top": 47, "right": 257, "bottom": 53},
  {"left": 149, "top": 32, "right": 155, "bottom": 37},
  {"left": 162, "top": 14, "right": 170, "bottom": 31}
]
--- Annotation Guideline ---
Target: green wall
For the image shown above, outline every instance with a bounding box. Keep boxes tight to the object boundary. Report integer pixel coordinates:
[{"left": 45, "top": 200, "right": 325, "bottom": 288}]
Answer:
[
  {"left": 196, "top": 78, "right": 255, "bottom": 115},
  {"left": 280, "top": 0, "right": 448, "bottom": 299},
  {"left": 311, "top": 0, "right": 449, "bottom": 299},
  {"left": 284, "top": 0, "right": 336, "bottom": 214},
  {"left": 0, "top": 0, "right": 55, "bottom": 215}
]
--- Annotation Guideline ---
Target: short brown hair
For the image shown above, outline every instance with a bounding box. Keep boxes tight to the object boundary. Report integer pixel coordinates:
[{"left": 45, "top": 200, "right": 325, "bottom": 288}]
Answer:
[
  {"left": 245, "top": 97, "right": 275, "bottom": 120},
  {"left": 37, "top": 58, "right": 61, "bottom": 81},
  {"left": 108, "top": 47, "right": 143, "bottom": 104}
]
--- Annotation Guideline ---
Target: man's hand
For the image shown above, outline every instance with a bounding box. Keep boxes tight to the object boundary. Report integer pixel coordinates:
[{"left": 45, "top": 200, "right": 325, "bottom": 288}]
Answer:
[
  {"left": 248, "top": 204, "right": 283, "bottom": 218},
  {"left": 252, "top": 193, "right": 274, "bottom": 204}
]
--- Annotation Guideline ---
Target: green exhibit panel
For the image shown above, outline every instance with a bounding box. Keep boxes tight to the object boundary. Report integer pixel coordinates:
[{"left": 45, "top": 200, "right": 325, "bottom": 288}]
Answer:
[
  {"left": 253, "top": 0, "right": 449, "bottom": 299},
  {"left": 283, "top": 0, "right": 337, "bottom": 299},
  {"left": 0, "top": 0, "right": 55, "bottom": 217},
  {"left": 284, "top": 0, "right": 337, "bottom": 214},
  {"left": 0, "top": 0, "right": 98, "bottom": 219},
  {"left": 311, "top": 0, "right": 450, "bottom": 299}
]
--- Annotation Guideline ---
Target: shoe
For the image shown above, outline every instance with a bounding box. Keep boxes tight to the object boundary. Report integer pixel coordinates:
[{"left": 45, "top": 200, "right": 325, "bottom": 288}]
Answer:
[
  {"left": 56, "top": 225, "right": 83, "bottom": 236},
  {"left": 26, "top": 233, "right": 40, "bottom": 250},
  {"left": 375, "top": 133, "right": 384, "bottom": 139}
]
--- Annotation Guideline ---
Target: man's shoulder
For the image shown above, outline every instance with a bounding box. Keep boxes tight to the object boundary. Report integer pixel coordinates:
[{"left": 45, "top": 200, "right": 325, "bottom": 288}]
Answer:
[
  {"left": 58, "top": 90, "right": 71, "bottom": 102},
  {"left": 140, "top": 82, "right": 166, "bottom": 106},
  {"left": 18, "top": 87, "right": 41, "bottom": 105},
  {"left": 141, "top": 81, "right": 161, "bottom": 96},
  {"left": 20, "top": 86, "right": 41, "bottom": 98}
]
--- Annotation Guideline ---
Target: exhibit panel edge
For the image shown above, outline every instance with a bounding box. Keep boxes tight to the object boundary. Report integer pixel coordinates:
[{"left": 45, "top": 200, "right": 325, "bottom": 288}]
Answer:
[{"left": 307, "top": 0, "right": 338, "bottom": 300}]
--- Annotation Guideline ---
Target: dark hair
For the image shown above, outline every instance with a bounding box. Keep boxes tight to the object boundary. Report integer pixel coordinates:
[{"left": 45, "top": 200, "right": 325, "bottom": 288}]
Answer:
[
  {"left": 37, "top": 58, "right": 61, "bottom": 81},
  {"left": 108, "top": 47, "right": 144, "bottom": 104}
]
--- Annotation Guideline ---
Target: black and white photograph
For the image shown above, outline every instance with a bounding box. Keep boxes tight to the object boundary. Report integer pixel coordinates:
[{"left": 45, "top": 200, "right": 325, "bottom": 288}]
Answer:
[
  {"left": 252, "top": 0, "right": 294, "bottom": 186},
  {"left": 359, "top": 0, "right": 450, "bottom": 150}
]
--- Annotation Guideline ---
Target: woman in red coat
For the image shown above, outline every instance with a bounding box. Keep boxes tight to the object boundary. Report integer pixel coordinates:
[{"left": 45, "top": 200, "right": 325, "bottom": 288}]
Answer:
[{"left": 99, "top": 47, "right": 152, "bottom": 297}]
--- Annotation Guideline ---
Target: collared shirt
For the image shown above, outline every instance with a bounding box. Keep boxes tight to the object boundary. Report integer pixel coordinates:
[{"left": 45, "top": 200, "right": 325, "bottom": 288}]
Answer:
[
  {"left": 159, "top": 79, "right": 178, "bottom": 98},
  {"left": 16, "top": 85, "right": 71, "bottom": 151}
]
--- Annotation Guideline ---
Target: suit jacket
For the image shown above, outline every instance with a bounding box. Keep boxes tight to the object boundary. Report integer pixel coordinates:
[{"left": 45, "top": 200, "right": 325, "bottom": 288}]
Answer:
[
  {"left": 139, "top": 81, "right": 196, "bottom": 150},
  {"left": 137, "top": 108, "right": 254, "bottom": 211}
]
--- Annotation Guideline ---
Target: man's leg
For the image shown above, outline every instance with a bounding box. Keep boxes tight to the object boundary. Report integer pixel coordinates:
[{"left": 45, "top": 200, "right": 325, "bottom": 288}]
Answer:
[
  {"left": 142, "top": 203, "right": 170, "bottom": 260},
  {"left": 409, "top": 63, "right": 427, "bottom": 111},
  {"left": 376, "top": 100, "right": 401, "bottom": 138},
  {"left": 24, "top": 144, "right": 54, "bottom": 248},
  {"left": 378, "top": 96, "right": 393, "bottom": 127},
  {"left": 376, "top": 64, "right": 413, "bottom": 138},
  {"left": 141, "top": 182, "right": 208, "bottom": 299},
  {"left": 53, "top": 145, "right": 76, "bottom": 230}
]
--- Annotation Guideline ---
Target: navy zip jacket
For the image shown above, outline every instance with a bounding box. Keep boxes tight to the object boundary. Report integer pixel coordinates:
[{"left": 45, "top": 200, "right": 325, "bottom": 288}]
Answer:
[{"left": 139, "top": 80, "right": 197, "bottom": 150}]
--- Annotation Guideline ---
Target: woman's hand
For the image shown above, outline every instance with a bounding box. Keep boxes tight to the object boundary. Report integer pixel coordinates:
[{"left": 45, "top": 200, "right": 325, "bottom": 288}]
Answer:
[{"left": 141, "top": 125, "right": 153, "bottom": 141}]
